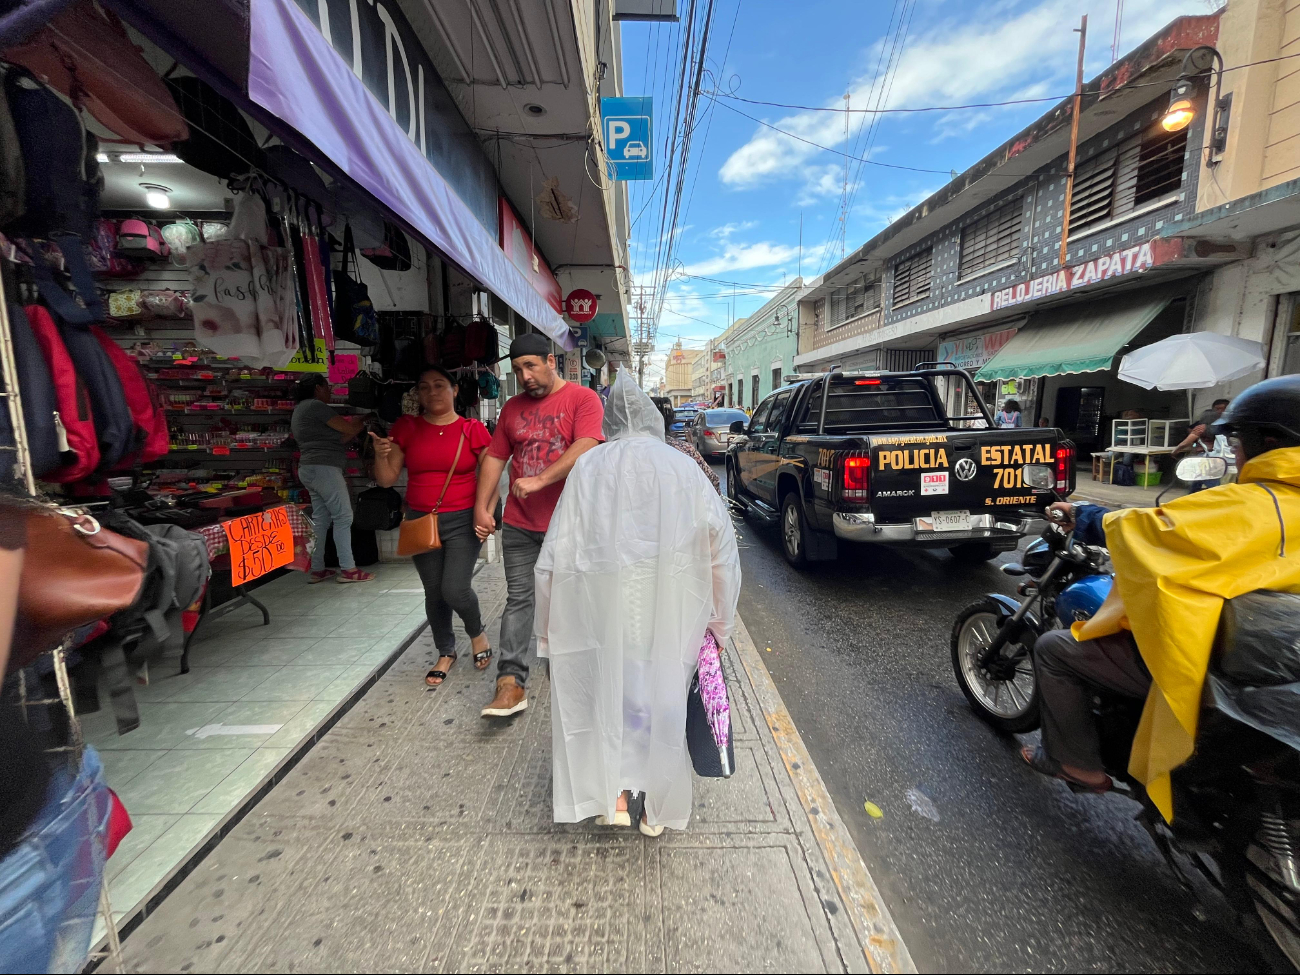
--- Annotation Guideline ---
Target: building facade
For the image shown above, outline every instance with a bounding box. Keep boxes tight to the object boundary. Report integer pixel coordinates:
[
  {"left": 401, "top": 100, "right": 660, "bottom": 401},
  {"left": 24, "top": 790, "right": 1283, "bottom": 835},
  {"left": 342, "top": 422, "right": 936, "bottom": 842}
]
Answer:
[
  {"left": 663, "top": 342, "right": 702, "bottom": 405},
  {"left": 794, "top": 13, "right": 1252, "bottom": 458},
  {"left": 724, "top": 281, "right": 804, "bottom": 410}
]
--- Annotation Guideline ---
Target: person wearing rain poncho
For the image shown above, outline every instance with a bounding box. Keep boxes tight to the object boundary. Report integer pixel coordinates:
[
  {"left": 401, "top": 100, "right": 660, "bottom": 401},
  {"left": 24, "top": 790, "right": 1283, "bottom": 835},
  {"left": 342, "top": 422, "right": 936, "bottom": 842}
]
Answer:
[{"left": 535, "top": 372, "right": 741, "bottom": 834}]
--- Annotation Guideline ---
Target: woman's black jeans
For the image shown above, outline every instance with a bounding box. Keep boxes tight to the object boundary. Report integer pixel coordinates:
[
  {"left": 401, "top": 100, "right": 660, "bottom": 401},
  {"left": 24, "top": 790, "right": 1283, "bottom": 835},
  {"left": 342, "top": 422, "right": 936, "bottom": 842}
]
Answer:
[{"left": 407, "top": 507, "right": 484, "bottom": 655}]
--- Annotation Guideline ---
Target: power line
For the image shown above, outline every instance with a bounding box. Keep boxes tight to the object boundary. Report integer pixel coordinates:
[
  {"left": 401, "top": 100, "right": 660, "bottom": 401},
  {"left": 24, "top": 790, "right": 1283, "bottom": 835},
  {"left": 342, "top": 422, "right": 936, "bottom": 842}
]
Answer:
[{"left": 700, "top": 89, "right": 1071, "bottom": 115}]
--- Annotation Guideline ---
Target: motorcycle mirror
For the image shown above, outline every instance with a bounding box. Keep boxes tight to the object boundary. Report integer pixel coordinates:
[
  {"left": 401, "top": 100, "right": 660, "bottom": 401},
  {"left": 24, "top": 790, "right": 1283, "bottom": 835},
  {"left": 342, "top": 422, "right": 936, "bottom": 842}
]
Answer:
[
  {"left": 729, "top": 420, "right": 746, "bottom": 434},
  {"left": 1021, "top": 464, "right": 1054, "bottom": 491},
  {"left": 1175, "top": 455, "right": 1229, "bottom": 484}
]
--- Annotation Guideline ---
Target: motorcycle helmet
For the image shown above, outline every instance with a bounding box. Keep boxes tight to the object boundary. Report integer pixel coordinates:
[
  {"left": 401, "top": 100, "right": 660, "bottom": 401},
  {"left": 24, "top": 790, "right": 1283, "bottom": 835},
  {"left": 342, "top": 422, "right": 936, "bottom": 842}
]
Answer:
[
  {"left": 1212, "top": 375, "right": 1300, "bottom": 460},
  {"left": 1055, "top": 574, "right": 1113, "bottom": 624}
]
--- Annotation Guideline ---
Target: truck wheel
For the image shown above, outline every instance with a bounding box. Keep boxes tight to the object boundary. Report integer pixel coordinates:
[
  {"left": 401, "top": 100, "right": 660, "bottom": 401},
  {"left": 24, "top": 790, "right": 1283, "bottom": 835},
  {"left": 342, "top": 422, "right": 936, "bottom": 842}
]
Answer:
[
  {"left": 781, "top": 494, "right": 809, "bottom": 567},
  {"left": 949, "top": 542, "right": 997, "bottom": 564}
]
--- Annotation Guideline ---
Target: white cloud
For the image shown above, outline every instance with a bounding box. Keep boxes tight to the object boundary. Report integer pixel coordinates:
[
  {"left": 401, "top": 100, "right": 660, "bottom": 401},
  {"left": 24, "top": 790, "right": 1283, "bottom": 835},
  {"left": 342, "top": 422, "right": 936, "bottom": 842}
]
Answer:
[
  {"left": 682, "top": 240, "right": 802, "bottom": 276},
  {"left": 718, "top": 0, "right": 1206, "bottom": 187},
  {"left": 796, "top": 164, "right": 860, "bottom": 205},
  {"left": 710, "top": 220, "right": 758, "bottom": 239}
]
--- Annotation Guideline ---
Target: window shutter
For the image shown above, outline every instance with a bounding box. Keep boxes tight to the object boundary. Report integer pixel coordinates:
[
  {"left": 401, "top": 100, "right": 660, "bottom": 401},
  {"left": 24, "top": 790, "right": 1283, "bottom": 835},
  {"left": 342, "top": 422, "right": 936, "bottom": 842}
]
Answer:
[{"left": 959, "top": 199, "right": 1023, "bottom": 277}]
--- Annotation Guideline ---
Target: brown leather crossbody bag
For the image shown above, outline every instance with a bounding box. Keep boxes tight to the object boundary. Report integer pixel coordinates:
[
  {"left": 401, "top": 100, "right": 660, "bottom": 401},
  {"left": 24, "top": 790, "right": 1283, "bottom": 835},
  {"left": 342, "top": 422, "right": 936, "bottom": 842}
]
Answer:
[
  {"left": 396, "top": 428, "right": 466, "bottom": 557},
  {"left": 11, "top": 504, "right": 148, "bottom": 672}
]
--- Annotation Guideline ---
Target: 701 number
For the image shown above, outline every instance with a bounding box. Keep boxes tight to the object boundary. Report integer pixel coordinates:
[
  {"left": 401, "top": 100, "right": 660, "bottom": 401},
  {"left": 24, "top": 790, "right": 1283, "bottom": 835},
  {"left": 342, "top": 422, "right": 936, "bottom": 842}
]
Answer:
[{"left": 992, "top": 467, "right": 1025, "bottom": 490}]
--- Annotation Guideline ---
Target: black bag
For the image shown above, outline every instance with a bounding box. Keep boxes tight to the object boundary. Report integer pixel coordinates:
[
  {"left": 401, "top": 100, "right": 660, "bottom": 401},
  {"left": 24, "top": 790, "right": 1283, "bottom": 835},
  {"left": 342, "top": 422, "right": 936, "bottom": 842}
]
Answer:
[
  {"left": 347, "top": 370, "right": 377, "bottom": 409},
  {"left": 2, "top": 302, "right": 62, "bottom": 478},
  {"left": 686, "top": 671, "right": 734, "bottom": 778},
  {"left": 324, "top": 526, "right": 379, "bottom": 567},
  {"left": 332, "top": 225, "right": 379, "bottom": 347},
  {"left": 353, "top": 486, "right": 403, "bottom": 532}
]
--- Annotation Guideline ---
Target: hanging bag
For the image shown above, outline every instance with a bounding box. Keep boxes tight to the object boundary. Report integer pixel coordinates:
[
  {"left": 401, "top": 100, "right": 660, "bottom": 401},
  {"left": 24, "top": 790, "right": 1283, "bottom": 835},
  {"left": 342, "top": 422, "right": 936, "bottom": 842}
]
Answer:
[
  {"left": 332, "top": 225, "right": 378, "bottom": 346},
  {"left": 23, "top": 304, "right": 99, "bottom": 482},
  {"left": 396, "top": 428, "right": 465, "bottom": 556}
]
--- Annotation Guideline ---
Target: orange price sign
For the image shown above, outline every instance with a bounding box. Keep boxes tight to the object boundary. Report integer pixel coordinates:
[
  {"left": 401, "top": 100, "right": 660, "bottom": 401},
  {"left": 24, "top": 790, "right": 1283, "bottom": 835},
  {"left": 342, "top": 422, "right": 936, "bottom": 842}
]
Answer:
[{"left": 223, "top": 506, "right": 294, "bottom": 586}]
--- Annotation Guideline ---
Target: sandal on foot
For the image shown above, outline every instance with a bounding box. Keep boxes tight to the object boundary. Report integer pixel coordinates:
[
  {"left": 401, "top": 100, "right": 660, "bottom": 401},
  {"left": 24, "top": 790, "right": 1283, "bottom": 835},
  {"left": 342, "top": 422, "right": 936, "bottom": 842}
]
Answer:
[
  {"left": 425, "top": 655, "right": 457, "bottom": 686},
  {"left": 1021, "top": 744, "right": 1112, "bottom": 794},
  {"left": 473, "top": 647, "right": 493, "bottom": 670}
]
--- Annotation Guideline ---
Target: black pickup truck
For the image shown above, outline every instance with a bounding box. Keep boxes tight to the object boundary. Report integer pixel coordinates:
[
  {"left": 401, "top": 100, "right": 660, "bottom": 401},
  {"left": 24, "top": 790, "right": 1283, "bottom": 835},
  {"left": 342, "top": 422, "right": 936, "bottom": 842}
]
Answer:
[{"left": 724, "top": 367, "right": 1076, "bottom": 566}]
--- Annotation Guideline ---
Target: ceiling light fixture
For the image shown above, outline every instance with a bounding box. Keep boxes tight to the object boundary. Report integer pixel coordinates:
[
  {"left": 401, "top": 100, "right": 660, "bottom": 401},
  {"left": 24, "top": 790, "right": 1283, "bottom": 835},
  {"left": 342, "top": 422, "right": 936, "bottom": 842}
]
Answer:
[
  {"left": 140, "top": 183, "right": 173, "bottom": 209},
  {"left": 118, "top": 153, "right": 184, "bottom": 164}
]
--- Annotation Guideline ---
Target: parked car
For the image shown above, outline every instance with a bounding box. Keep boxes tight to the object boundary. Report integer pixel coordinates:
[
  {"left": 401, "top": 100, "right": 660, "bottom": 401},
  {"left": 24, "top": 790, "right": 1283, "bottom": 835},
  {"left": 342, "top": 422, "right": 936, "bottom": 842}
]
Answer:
[
  {"left": 690, "top": 408, "right": 749, "bottom": 459},
  {"left": 724, "top": 368, "right": 1076, "bottom": 566},
  {"left": 670, "top": 407, "right": 698, "bottom": 440}
]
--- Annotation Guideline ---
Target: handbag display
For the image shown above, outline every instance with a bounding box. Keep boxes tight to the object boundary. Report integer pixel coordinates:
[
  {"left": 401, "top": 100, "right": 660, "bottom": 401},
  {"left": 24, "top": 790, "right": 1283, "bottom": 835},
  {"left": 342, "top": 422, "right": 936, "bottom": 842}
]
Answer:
[
  {"left": 12, "top": 504, "right": 149, "bottom": 672},
  {"left": 396, "top": 428, "right": 465, "bottom": 557}
]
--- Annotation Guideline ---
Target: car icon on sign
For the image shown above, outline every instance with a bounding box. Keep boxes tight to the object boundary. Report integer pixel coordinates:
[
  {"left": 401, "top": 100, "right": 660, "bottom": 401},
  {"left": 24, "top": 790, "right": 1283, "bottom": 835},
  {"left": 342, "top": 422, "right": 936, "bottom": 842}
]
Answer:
[{"left": 623, "top": 141, "right": 648, "bottom": 159}]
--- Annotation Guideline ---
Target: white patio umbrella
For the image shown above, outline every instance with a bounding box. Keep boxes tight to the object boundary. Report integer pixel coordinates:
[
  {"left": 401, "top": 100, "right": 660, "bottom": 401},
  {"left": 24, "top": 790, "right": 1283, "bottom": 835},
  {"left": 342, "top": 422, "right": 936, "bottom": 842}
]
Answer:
[{"left": 1118, "top": 332, "right": 1266, "bottom": 390}]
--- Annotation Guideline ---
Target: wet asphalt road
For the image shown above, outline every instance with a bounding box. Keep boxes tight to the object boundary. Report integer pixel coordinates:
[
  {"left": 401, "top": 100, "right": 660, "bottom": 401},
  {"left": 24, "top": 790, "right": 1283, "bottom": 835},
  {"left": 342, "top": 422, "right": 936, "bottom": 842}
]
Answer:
[{"left": 713, "top": 461, "right": 1267, "bottom": 974}]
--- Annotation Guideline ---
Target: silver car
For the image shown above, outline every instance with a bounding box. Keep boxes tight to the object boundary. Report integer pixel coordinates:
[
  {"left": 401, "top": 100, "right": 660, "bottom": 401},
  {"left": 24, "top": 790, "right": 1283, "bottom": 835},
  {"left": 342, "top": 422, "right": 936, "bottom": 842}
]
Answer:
[{"left": 692, "top": 408, "right": 748, "bottom": 459}]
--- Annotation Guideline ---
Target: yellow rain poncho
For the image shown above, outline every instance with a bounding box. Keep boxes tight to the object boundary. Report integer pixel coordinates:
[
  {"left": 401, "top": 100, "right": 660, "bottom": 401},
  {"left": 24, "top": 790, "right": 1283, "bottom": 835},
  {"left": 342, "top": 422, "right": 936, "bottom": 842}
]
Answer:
[{"left": 1074, "top": 447, "right": 1300, "bottom": 821}]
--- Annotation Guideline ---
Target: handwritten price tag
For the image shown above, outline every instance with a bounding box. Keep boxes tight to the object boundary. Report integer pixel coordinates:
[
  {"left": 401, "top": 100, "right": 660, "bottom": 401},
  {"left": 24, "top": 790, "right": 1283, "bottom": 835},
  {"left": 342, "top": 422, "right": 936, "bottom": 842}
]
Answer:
[{"left": 223, "top": 506, "right": 295, "bottom": 586}]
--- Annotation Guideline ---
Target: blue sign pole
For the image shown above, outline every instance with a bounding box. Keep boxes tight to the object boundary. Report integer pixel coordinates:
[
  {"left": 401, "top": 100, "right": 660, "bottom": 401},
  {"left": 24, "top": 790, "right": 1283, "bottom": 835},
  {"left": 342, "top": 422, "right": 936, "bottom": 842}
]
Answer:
[{"left": 600, "top": 97, "right": 653, "bottom": 181}]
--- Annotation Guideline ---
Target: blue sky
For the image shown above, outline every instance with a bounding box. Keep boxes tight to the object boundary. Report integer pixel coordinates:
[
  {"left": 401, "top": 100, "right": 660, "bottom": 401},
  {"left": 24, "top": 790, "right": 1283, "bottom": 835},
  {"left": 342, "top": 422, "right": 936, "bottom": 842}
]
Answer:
[{"left": 619, "top": 0, "right": 1219, "bottom": 384}]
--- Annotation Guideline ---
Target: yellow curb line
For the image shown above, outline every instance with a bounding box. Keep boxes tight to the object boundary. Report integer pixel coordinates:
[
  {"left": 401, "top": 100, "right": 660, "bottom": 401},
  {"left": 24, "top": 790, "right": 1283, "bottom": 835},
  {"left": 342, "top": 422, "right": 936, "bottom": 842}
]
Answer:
[{"left": 732, "top": 616, "right": 917, "bottom": 975}]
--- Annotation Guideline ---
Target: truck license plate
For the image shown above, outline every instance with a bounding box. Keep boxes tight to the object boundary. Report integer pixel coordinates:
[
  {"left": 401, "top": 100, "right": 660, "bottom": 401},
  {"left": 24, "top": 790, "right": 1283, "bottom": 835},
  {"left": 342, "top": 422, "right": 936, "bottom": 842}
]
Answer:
[{"left": 917, "top": 509, "right": 971, "bottom": 532}]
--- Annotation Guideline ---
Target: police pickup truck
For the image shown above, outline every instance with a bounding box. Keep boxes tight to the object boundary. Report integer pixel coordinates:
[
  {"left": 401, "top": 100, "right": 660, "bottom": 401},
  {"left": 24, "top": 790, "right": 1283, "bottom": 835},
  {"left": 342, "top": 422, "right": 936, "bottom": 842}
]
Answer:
[{"left": 723, "top": 367, "right": 1075, "bottom": 566}]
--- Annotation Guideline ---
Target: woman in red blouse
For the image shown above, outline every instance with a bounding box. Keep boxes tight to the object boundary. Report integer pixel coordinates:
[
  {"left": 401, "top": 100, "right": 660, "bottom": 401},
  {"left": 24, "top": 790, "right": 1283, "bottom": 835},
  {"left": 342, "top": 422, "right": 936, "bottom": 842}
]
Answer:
[{"left": 371, "top": 366, "right": 493, "bottom": 686}]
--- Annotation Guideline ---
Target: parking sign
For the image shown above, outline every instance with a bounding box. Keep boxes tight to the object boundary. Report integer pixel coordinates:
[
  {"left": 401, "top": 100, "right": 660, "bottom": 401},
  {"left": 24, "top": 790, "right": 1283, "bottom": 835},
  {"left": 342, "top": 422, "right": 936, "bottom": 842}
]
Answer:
[{"left": 601, "top": 97, "right": 652, "bottom": 181}]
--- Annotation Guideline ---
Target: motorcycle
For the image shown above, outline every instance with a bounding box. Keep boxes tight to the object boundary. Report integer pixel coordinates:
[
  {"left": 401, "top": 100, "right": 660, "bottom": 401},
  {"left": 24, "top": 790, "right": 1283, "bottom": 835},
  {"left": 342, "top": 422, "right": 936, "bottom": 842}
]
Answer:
[{"left": 951, "top": 457, "right": 1300, "bottom": 970}]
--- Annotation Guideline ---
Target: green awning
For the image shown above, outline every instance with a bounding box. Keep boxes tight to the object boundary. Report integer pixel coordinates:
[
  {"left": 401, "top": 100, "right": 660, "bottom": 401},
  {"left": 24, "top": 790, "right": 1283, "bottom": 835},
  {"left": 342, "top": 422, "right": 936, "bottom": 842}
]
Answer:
[{"left": 974, "top": 292, "right": 1173, "bottom": 382}]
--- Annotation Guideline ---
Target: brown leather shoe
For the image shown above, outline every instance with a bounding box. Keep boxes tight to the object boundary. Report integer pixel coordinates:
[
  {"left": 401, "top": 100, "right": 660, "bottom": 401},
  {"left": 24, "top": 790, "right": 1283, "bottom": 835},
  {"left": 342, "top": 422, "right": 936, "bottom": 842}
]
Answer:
[{"left": 481, "top": 676, "right": 527, "bottom": 717}]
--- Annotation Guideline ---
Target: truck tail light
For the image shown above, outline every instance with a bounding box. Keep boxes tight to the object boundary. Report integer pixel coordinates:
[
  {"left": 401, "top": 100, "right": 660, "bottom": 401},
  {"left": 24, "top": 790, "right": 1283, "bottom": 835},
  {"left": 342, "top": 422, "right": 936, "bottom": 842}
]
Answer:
[
  {"left": 843, "top": 455, "right": 871, "bottom": 501},
  {"left": 1055, "top": 445, "right": 1073, "bottom": 491}
]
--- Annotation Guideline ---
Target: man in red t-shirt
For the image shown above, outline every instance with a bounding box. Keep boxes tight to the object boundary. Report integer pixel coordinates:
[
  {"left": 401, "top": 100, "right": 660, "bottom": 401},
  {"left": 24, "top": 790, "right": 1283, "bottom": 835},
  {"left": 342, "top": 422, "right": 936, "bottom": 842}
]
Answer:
[{"left": 475, "top": 332, "right": 605, "bottom": 717}]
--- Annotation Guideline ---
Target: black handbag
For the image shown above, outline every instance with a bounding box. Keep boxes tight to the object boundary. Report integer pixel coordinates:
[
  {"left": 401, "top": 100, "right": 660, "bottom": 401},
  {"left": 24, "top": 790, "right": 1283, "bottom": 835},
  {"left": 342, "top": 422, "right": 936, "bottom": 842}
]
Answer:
[
  {"left": 686, "top": 671, "right": 734, "bottom": 778},
  {"left": 347, "top": 370, "right": 377, "bottom": 408},
  {"left": 353, "top": 486, "right": 403, "bottom": 532}
]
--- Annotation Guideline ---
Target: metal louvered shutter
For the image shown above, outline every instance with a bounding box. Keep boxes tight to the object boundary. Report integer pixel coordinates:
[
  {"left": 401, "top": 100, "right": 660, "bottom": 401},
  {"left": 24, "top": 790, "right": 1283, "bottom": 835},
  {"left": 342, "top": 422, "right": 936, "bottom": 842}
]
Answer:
[
  {"left": 892, "top": 249, "right": 933, "bottom": 306},
  {"left": 959, "top": 199, "right": 1023, "bottom": 277}
]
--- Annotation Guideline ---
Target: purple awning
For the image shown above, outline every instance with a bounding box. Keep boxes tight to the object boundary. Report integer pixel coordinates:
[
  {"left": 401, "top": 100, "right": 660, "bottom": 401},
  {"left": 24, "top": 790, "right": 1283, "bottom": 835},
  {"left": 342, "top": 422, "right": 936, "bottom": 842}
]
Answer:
[{"left": 246, "top": 0, "right": 574, "bottom": 349}]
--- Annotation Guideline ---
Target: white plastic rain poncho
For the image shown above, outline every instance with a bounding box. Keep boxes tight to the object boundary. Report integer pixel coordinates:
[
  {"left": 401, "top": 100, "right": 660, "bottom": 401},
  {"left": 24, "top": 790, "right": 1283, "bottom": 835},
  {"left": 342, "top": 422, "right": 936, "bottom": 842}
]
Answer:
[{"left": 535, "top": 371, "right": 741, "bottom": 829}]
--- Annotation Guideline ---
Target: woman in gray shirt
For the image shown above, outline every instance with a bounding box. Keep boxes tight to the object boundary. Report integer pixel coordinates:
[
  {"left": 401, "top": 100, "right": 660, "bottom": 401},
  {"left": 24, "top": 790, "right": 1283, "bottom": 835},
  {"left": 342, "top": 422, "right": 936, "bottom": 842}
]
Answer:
[{"left": 291, "top": 375, "right": 374, "bottom": 584}]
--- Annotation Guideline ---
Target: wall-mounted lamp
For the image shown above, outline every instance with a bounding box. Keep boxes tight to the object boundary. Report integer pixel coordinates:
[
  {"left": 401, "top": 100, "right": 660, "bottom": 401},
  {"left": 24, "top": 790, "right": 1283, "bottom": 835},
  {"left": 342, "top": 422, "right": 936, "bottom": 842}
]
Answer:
[
  {"left": 1161, "top": 45, "right": 1232, "bottom": 163},
  {"left": 140, "top": 183, "right": 172, "bottom": 209}
]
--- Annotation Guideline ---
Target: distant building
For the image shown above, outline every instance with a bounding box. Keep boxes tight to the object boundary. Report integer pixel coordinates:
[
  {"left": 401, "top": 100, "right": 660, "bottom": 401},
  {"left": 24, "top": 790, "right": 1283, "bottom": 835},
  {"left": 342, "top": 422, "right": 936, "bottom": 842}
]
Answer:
[
  {"left": 663, "top": 341, "right": 703, "bottom": 406},
  {"left": 723, "top": 282, "right": 803, "bottom": 410}
]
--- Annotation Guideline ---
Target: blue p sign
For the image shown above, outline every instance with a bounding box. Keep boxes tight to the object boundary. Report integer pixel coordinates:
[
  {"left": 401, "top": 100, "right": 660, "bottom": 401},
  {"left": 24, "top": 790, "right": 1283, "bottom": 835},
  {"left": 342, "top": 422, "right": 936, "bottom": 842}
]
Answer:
[{"left": 601, "top": 97, "right": 652, "bottom": 181}]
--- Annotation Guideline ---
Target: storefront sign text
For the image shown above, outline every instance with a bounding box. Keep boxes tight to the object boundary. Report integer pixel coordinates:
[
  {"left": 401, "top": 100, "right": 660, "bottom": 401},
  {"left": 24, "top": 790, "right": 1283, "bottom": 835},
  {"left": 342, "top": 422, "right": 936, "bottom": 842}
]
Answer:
[
  {"left": 992, "top": 242, "right": 1156, "bottom": 311},
  {"left": 224, "top": 507, "right": 295, "bottom": 586},
  {"left": 938, "top": 327, "right": 1018, "bottom": 372}
]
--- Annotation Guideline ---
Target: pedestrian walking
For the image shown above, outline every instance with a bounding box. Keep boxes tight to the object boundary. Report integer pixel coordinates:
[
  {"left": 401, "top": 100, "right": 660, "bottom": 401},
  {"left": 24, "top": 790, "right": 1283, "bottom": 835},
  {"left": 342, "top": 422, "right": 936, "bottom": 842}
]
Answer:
[
  {"left": 654, "top": 399, "right": 719, "bottom": 492},
  {"left": 473, "top": 333, "right": 605, "bottom": 718},
  {"left": 291, "top": 374, "right": 375, "bottom": 584},
  {"left": 536, "top": 372, "right": 741, "bottom": 835},
  {"left": 370, "top": 366, "right": 493, "bottom": 686}
]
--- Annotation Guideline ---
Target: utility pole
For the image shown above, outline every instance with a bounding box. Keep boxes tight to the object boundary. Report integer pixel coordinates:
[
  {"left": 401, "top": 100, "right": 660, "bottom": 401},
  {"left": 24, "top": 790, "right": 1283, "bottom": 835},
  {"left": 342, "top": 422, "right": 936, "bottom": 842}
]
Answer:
[
  {"left": 1059, "top": 15, "right": 1088, "bottom": 267},
  {"left": 841, "top": 91, "right": 850, "bottom": 262},
  {"left": 798, "top": 210, "right": 803, "bottom": 279}
]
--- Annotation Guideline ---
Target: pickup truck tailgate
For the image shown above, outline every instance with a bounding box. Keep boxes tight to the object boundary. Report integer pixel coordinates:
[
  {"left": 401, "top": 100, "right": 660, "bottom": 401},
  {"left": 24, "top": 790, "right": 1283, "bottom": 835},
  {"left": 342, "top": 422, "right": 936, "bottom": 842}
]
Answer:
[{"left": 867, "top": 431, "right": 1061, "bottom": 522}]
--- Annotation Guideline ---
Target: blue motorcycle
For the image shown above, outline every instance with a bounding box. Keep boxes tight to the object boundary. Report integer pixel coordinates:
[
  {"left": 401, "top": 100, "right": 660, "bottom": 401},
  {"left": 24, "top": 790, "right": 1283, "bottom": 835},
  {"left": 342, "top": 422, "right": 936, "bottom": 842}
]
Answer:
[
  {"left": 953, "top": 458, "right": 1300, "bottom": 970},
  {"left": 950, "top": 496, "right": 1111, "bottom": 732}
]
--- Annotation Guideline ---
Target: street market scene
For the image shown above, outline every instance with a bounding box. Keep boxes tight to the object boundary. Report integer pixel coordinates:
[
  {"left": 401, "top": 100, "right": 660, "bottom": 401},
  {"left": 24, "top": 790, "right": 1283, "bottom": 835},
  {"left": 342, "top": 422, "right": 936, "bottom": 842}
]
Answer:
[{"left": 7, "top": 0, "right": 1300, "bottom": 972}]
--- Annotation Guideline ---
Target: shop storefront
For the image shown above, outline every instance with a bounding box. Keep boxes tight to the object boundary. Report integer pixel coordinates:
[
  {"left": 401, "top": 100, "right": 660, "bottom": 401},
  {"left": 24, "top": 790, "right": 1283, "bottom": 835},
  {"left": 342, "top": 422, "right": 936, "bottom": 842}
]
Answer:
[
  {"left": 936, "top": 324, "right": 1024, "bottom": 424},
  {"left": 0, "top": 0, "right": 603, "bottom": 951},
  {"left": 973, "top": 284, "right": 1197, "bottom": 475}
]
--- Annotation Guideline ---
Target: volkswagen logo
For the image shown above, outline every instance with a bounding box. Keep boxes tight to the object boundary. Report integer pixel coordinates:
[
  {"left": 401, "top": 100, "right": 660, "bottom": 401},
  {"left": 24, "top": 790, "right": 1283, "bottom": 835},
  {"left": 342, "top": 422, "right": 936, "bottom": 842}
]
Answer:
[{"left": 954, "top": 457, "right": 978, "bottom": 481}]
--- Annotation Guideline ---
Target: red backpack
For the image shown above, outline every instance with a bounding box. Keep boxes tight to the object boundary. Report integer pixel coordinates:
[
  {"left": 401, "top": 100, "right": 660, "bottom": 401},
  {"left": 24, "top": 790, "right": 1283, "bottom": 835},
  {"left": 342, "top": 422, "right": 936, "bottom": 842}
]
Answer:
[
  {"left": 24, "top": 305, "right": 99, "bottom": 481},
  {"left": 464, "top": 319, "right": 498, "bottom": 363},
  {"left": 91, "top": 326, "right": 168, "bottom": 465}
]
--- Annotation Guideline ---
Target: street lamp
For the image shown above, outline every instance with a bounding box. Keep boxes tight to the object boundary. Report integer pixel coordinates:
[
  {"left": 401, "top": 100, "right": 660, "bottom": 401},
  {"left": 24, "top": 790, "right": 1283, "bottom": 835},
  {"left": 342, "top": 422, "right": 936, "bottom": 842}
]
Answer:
[{"left": 1161, "top": 45, "right": 1231, "bottom": 161}]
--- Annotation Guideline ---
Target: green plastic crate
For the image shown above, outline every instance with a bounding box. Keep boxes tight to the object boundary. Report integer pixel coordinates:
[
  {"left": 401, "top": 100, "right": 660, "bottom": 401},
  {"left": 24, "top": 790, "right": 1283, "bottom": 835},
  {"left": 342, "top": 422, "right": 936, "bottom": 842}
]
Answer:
[{"left": 1135, "top": 469, "right": 1163, "bottom": 487}]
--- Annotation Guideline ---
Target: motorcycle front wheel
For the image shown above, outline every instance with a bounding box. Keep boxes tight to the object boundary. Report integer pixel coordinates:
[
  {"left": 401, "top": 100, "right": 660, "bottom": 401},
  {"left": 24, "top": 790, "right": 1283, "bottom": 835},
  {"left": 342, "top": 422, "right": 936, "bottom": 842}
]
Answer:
[{"left": 951, "top": 597, "right": 1041, "bottom": 733}]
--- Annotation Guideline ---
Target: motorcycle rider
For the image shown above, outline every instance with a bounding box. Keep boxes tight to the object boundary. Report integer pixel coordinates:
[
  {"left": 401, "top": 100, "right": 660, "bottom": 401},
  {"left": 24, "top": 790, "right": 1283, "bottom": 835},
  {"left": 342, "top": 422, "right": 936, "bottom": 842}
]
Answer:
[{"left": 1023, "top": 376, "right": 1300, "bottom": 822}]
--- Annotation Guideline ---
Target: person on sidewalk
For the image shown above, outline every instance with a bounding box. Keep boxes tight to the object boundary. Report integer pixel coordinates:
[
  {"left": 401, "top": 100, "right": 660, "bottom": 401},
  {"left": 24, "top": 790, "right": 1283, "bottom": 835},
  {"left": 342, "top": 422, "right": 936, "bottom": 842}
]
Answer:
[
  {"left": 370, "top": 366, "right": 493, "bottom": 687},
  {"left": 473, "top": 333, "right": 604, "bottom": 718},
  {"left": 653, "top": 399, "right": 719, "bottom": 493},
  {"left": 535, "top": 372, "right": 741, "bottom": 835},
  {"left": 291, "top": 374, "right": 374, "bottom": 584}
]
